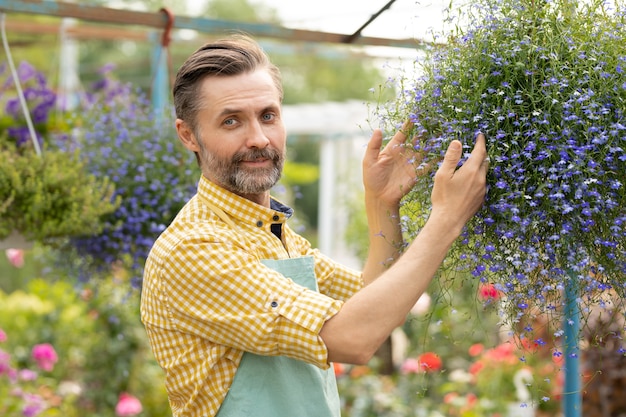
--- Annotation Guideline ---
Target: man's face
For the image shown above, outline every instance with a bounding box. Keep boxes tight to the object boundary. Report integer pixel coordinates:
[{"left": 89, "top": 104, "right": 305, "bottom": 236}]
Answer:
[{"left": 178, "top": 69, "right": 286, "bottom": 202}]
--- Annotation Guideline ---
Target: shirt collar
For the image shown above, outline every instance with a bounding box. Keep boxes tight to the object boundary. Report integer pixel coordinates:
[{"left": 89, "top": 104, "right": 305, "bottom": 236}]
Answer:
[{"left": 197, "top": 176, "right": 293, "bottom": 227}]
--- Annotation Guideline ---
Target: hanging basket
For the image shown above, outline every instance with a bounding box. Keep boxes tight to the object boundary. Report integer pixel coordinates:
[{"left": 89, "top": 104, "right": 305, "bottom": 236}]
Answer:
[{"left": 0, "top": 230, "right": 33, "bottom": 250}]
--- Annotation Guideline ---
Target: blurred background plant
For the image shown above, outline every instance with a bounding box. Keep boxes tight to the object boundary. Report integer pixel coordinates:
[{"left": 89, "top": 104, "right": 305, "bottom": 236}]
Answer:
[
  {"left": 6, "top": 0, "right": 624, "bottom": 414},
  {"left": 0, "top": 61, "right": 118, "bottom": 245},
  {"left": 331, "top": 266, "right": 564, "bottom": 417},
  {"left": 1, "top": 325, "right": 75, "bottom": 417},
  {"left": 56, "top": 65, "right": 198, "bottom": 286},
  {"left": 0, "top": 273, "right": 169, "bottom": 417}
]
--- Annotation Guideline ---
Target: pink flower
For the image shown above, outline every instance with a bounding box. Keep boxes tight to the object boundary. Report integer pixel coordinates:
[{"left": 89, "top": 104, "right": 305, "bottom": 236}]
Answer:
[
  {"left": 0, "top": 328, "right": 7, "bottom": 342},
  {"left": 115, "top": 392, "right": 143, "bottom": 416},
  {"left": 400, "top": 358, "right": 421, "bottom": 374},
  {"left": 0, "top": 349, "right": 12, "bottom": 375},
  {"left": 486, "top": 342, "right": 516, "bottom": 363},
  {"left": 5, "top": 249, "right": 25, "bottom": 268},
  {"left": 443, "top": 392, "right": 458, "bottom": 404},
  {"left": 19, "top": 369, "right": 38, "bottom": 381},
  {"left": 31, "top": 343, "right": 58, "bottom": 372}
]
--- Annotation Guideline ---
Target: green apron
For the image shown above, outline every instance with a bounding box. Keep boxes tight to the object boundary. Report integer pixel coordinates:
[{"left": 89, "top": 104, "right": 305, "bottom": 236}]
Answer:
[
  {"left": 200, "top": 195, "right": 340, "bottom": 417},
  {"left": 216, "top": 256, "right": 341, "bottom": 417}
]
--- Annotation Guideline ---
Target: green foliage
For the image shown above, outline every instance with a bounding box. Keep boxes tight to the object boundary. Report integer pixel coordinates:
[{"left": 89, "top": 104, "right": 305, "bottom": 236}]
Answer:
[
  {"left": 277, "top": 54, "right": 389, "bottom": 104},
  {"left": 205, "top": 0, "right": 280, "bottom": 22},
  {"left": 281, "top": 138, "right": 322, "bottom": 229},
  {"left": 0, "top": 143, "right": 119, "bottom": 242},
  {"left": 0, "top": 60, "right": 119, "bottom": 243},
  {"left": 282, "top": 161, "right": 319, "bottom": 185}
]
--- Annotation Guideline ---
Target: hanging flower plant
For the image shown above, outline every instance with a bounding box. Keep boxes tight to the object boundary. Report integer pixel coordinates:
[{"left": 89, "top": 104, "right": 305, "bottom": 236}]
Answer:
[
  {"left": 380, "top": 0, "right": 625, "bottom": 337},
  {"left": 0, "top": 61, "right": 118, "bottom": 246}
]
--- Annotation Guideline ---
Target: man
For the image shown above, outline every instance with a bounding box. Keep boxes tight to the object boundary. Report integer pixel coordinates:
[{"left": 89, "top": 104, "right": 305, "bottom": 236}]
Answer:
[{"left": 141, "top": 34, "right": 487, "bottom": 417}]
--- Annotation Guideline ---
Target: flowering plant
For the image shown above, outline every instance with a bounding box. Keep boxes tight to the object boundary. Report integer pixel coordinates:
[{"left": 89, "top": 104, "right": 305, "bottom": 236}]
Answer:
[
  {"left": 60, "top": 65, "right": 198, "bottom": 284},
  {"left": 0, "top": 62, "right": 118, "bottom": 244},
  {"left": 0, "top": 275, "right": 160, "bottom": 416},
  {"left": 383, "top": 0, "right": 626, "bottom": 333},
  {"left": 0, "top": 328, "right": 73, "bottom": 417},
  {"left": 464, "top": 340, "right": 563, "bottom": 415}
]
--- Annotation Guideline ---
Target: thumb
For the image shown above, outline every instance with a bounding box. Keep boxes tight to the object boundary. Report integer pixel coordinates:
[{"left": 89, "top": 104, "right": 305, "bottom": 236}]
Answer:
[{"left": 439, "top": 140, "right": 463, "bottom": 176}]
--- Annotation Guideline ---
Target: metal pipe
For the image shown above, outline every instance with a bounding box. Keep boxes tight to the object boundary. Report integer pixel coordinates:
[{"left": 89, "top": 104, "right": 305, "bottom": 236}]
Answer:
[{"left": 0, "top": 0, "right": 424, "bottom": 49}]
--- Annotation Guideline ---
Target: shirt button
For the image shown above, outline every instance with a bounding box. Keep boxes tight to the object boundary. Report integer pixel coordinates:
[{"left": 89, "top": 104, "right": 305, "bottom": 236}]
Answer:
[
  {"left": 272, "top": 215, "right": 280, "bottom": 221},
  {"left": 256, "top": 220, "right": 263, "bottom": 227},
  {"left": 270, "top": 301, "right": 279, "bottom": 308}
]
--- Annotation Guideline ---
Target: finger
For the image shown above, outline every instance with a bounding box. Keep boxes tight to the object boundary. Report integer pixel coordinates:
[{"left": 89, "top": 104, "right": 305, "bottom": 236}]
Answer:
[
  {"left": 437, "top": 139, "right": 463, "bottom": 177},
  {"left": 385, "top": 120, "right": 414, "bottom": 151},
  {"left": 466, "top": 133, "right": 488, "bottom": 168}
]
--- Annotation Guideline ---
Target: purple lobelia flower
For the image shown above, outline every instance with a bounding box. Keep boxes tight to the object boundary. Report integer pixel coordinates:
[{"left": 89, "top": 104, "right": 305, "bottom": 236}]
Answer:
[
  {"left": 62, "top": 66, "right": 198, "bottom": 286},
  {"left": 380, "top": 0, "right": 625, "bottom": 340}
]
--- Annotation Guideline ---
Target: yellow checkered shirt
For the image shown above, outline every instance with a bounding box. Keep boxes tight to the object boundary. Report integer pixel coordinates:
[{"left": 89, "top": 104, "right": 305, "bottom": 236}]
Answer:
[{"left": 141, "top": 176, "right": 362, "bottom": 417}]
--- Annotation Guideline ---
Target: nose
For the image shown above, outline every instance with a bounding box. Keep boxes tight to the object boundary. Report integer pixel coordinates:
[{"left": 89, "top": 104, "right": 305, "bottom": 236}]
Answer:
[{"left": 246, "top": 120, "right": 270, "bottom": 148}]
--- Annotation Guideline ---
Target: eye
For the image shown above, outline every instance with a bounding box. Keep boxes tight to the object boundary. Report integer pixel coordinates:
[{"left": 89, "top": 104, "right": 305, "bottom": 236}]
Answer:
[
  {"left": 262, "top": 113, "right": 276, "bottom": 122},
  {"left": 223, "top": 118, "right": 237, "bottom": 126}
]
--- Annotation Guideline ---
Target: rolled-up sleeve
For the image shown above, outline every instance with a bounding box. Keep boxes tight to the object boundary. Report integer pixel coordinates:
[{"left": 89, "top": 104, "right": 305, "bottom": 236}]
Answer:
[{"left": 162, "top": 236, "right": 344, "bottom": 368}]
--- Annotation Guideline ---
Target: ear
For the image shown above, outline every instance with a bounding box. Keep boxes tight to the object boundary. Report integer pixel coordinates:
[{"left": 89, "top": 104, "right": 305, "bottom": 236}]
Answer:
[{"left": 176, "top": 119, "right": 200, "bottom": 153}]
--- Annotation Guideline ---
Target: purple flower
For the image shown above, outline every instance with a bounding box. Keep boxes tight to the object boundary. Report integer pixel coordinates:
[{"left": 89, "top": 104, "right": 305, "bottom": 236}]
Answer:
[
  {"left": 379, "top": 0, "right": 626, "bottom": 353},
  {"left": 21, "top": 393, "right": 46, "bottom": 417},
  {"left": 60, "top": 67, "right": 197, "bottom": 284}
]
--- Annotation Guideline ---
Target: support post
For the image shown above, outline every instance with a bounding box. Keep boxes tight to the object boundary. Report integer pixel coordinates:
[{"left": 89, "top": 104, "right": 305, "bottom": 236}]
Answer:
[
  {"left": 562, "top": 270, "right": 581, "bottom": 416},
  {"left": 318, "top": 135, "right": 335, "bottom": 256},
  {"left": 150, "top": 31, "right": 169, "bottom": 114}
]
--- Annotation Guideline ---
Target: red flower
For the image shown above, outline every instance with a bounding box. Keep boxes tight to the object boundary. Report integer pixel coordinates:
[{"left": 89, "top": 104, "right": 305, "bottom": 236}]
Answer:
[
  {"left": 332, "top": 362, "right": 346, "bottom": 377},
  {"left": 466, "top": 393, "right": 478, "bottom": 407},
  {"left": 468, "top": 343, "right": 484, "bottom": 357},
  {"left": 478, "top": 283, "right": 500, "bottom": 300},
  {"left": 485, "top": 342, "right": 517, "bottom": 364},
  {"left": 443, "top": 392, "right": 458, "bottom": 404},
  {"left": 469, "top": 361, "right": 484, "bottom": 375},
  {"left": 417, "top": 352, "right": 442, "bottom": 372}
]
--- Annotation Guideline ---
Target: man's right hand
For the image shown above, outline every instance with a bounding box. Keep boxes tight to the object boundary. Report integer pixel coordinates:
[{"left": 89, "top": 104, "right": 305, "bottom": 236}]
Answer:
[{"left": 430, "top": 133, "right": 488, "bottom": 236}]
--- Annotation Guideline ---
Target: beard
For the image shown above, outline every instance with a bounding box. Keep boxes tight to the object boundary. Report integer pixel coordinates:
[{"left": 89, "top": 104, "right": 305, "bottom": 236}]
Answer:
[{"left": 198, "top": 142, "right": 284, "bottom": 195}]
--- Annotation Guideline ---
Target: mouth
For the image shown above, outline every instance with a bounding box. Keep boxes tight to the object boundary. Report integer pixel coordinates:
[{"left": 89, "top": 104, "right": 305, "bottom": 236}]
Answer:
[
  {"left": 234, "top": 148, "right": 279, "bottom": 169},
  {"left": 240, "top": 158, "right": 271, "bottom": 167}
]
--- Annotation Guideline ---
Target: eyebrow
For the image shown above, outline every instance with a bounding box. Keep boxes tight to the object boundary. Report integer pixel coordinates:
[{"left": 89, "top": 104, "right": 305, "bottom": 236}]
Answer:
[{"left": 217, "top": 105, "right": 280, "bottom": 118}]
